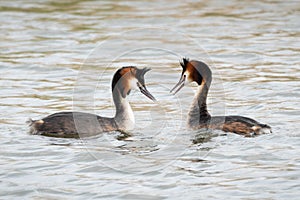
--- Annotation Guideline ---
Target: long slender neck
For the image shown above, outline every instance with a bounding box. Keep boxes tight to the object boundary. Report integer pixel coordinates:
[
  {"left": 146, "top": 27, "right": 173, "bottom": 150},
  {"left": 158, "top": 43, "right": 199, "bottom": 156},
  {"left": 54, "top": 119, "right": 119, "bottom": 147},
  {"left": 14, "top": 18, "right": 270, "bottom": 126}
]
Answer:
[
  {"left": 112, "top": 89, "right": 135, "bottom": 130},
  {"left": 187, "top": 82, "right": 211, "bottom": 127}
]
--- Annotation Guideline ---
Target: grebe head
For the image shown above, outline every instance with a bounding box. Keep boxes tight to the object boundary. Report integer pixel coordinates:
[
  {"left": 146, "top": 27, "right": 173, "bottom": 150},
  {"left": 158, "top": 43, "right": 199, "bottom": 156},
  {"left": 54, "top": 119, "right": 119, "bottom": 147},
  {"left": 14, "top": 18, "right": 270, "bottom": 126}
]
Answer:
[
  {"left": 112, "top": 66, "right": 156, "bottom": 101},
  {"left": 170, "top": 58, "right": 212, "bottom": 94}
]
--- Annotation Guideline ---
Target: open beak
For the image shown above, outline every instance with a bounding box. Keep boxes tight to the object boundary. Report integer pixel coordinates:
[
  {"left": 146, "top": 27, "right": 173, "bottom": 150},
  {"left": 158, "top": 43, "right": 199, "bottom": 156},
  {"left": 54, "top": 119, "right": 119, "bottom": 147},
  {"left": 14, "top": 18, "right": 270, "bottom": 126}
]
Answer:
[
  {"left": 170, "top": 75, "right": 186, "bottom": 94},
  {"left": 138, "top": 83, "right": 156, "bottom": 101}
]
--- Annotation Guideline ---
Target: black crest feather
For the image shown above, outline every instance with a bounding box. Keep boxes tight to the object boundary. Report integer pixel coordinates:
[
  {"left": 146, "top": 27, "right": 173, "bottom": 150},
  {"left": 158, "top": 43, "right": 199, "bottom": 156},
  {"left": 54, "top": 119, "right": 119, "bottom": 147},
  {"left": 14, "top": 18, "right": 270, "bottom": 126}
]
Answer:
[
  {"left": 136, "top": 67, "right": 151, "bottom": 85},
  {"left": 180, "top": 58, "right": 189, "bottom": 70},
  {"left": 137, "top": 67, "right": 151, "bottom": 75}
]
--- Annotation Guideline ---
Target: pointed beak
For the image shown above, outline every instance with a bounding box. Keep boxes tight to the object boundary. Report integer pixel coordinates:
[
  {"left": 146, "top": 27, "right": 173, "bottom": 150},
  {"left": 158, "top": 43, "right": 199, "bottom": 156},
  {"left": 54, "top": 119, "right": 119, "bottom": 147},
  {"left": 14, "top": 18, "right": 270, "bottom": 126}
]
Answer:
[
  {"left": 170, "top": 75, "right": 186, "bottom": 94},
  {"left": 138, "top": 83, "right": 156, "bottom": 101}
]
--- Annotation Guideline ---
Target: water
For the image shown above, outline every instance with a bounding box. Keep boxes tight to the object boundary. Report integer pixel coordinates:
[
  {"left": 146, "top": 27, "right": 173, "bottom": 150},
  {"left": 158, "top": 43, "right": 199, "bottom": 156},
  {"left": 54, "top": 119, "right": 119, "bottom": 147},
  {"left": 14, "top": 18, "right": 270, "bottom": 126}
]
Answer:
[{"left": 1, "top": 0, "right": 299, "bottom": 199}]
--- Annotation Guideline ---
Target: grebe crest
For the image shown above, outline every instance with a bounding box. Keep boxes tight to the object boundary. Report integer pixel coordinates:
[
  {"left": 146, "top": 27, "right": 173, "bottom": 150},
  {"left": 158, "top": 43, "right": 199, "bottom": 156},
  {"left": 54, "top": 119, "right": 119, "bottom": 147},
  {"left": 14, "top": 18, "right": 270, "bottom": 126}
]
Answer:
[
  {"left": 171, "top": 58, "right": 212, "bottom": 94},
  {"left": 112, "top": 67, "right": 154, "bottom": 99}
]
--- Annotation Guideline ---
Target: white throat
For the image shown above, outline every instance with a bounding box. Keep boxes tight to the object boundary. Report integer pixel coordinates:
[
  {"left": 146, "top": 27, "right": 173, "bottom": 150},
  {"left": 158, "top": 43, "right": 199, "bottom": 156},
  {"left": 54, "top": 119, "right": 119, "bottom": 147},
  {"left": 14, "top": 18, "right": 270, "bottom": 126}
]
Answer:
[
  {"left": 114, "top": 97, "right": 135, "bottom": 130},
  {"left": 187, "top": 85, "right": 203, "bottom": 125}
]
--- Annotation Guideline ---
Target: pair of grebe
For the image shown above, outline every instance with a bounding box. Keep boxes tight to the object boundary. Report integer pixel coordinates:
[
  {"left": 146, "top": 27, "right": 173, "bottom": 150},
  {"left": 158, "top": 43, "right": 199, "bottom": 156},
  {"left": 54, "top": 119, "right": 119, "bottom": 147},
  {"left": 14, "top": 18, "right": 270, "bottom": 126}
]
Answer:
[{"left": 29, "top": 59, "right": 271, "bottom": 138}]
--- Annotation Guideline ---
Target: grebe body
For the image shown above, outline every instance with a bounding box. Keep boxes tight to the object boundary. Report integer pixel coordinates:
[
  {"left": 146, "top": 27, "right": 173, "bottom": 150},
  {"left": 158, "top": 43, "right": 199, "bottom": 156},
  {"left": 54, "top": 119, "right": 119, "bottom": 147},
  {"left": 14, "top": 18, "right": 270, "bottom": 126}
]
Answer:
[
  {"left": 171, "top": 58, "right": 271, "bottom": 137},
  {"left": 28, "top": 67, "right": 155, "bottom": 138}
]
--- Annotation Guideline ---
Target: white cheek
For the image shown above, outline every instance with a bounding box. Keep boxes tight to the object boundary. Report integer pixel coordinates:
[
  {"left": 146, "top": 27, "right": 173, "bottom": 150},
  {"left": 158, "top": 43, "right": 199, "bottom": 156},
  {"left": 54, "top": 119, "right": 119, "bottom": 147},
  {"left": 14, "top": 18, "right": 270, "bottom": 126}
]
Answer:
[
  {"left": 184, "top": 72, "right": 192, "bottom": 83},
  {"left": 130, "top": 78, "right": 138, "bottom": 89}
]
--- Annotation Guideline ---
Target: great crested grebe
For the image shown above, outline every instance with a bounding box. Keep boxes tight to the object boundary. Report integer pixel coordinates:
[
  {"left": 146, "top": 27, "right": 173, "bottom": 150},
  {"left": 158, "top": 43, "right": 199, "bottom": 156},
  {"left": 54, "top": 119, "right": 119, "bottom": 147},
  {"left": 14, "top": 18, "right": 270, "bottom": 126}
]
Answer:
[
  {"left": 28, "top": 66, "right": 156, "bottom": 138},
  {"left": 171, "top": 58, "right": 272, "bottom": 137}
]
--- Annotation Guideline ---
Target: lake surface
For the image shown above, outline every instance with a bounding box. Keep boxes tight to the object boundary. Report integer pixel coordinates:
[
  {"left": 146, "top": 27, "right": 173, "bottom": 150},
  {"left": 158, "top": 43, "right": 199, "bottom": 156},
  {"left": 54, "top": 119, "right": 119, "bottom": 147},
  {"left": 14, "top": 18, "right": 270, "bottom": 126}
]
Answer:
[{"left": 1, "top": 0, "right": 299, "bottom": 199}]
